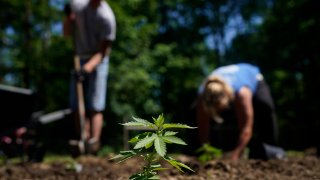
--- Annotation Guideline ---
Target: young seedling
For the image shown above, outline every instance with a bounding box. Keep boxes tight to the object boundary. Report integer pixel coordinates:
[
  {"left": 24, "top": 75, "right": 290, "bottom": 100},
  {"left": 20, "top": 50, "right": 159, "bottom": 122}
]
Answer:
[
  {"left": 195, "top": 143, "right": 222, "bottom": 163},
  {"left": 111, "top": 114, "right": 196, "bottom": 180}
]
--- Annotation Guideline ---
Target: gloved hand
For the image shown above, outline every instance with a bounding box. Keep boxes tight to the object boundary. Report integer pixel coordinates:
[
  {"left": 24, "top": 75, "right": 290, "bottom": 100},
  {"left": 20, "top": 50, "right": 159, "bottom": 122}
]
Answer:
[{"left": 71, "top": 68, "right": 87, "bottom": 81}]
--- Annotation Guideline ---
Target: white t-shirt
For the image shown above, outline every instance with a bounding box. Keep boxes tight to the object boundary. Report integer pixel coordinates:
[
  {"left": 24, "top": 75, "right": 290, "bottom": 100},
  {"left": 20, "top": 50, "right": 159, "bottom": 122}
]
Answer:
[{"left": 71, "top": 0, "right": 116, "bottom": 56}]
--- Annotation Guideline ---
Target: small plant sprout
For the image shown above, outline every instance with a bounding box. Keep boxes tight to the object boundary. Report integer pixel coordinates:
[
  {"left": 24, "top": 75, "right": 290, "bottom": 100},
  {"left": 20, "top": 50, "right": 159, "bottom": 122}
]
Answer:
[
  {"left": 111, "top": 114, "right": 197, "bottom": 180},
  {"left": 195, "top": 143, "right": 222, "bottom": 163}
]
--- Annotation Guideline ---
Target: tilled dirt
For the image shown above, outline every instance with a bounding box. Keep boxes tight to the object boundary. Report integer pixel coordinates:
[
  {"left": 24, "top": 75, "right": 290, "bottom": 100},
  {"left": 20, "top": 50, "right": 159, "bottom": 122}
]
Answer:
[{"left": 0, "top": 154, "right": 319, "bottom": 180}]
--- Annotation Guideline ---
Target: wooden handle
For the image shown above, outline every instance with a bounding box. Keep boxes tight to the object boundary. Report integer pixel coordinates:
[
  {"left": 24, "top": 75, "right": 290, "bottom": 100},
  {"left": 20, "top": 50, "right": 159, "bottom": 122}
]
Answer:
[{"left": 74, "top": 55, "right": 86, "bottom": 154}]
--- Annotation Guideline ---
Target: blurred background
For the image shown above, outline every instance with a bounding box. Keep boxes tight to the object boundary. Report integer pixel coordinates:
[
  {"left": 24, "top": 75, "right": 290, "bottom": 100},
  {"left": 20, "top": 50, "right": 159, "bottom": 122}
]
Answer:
[{"left": 0, "top": 0, "right": 319, "bottom": 155}]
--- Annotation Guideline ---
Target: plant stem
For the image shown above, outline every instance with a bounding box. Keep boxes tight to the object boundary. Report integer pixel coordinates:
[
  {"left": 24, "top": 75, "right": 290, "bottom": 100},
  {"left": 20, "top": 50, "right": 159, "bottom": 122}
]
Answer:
[{"left": 144, "top": 150, "right": 156, "bottom": 176}]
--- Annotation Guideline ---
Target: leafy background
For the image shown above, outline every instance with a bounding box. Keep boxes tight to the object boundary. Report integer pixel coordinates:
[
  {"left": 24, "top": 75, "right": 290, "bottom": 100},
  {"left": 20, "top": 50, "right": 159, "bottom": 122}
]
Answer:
[{"left": 0, "top": 0, "right": 319, "bottom": 153}]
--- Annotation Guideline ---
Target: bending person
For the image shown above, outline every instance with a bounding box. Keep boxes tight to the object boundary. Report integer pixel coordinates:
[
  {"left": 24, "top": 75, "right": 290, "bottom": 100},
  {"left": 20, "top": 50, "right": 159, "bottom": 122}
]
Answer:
[{"left": 196, "top": 63, "right": 279, "bottom": 160}]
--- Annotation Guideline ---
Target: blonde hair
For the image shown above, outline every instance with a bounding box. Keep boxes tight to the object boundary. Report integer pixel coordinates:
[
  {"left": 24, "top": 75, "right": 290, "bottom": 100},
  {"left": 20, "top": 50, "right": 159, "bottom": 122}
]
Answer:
[{"left": 202, "top": 76, "right": 234, "bottom": 113}]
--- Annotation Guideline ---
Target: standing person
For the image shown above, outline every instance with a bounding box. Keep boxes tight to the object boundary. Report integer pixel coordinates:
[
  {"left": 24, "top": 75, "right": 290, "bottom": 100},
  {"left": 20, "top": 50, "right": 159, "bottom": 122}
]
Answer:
[
  {"left": 63, "top": 0, "right": 116, "bottom": 154},
  {"left": 196, "top": 63, "right": 282, "bottom": 160}
]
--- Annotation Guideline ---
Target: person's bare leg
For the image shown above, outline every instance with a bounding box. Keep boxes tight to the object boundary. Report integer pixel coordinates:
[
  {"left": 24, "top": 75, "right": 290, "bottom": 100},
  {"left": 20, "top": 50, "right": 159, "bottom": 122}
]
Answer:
[
  {"left": 91, "top": 111, "right": 103, "bottom": 141},
  {"left": 86, "top": 111, "right": 103, "bottom": 154},
  {"left": 85, "top": 117, "right": 91, "bottom": 140}
]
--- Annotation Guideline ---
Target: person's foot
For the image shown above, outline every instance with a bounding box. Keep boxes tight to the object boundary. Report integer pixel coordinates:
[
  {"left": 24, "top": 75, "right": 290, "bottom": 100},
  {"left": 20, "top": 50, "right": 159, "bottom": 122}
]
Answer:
[
  {"left": 86, "top": 138, "right": 100, "bottom": 155},
  {"left": 69, "top": 140, "right": 84, "bottom": 158}
]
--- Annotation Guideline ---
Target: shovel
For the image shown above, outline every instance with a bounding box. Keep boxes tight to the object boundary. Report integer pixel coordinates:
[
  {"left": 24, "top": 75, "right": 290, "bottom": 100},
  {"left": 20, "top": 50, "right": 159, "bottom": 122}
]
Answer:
[{"left": 70, "top": 55, "right": 87, "bottom": 155}]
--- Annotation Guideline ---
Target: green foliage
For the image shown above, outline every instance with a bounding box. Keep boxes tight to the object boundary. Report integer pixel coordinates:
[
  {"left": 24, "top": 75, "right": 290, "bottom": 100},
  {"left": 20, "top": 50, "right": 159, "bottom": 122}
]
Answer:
[
  {"left": 97, "top": 145, "right": 116, "bottom": 157},
  {"left": 195, "top": 143, "right": 222, "bottom": 163},
  {"left": 1, "top": 0, "right": 319, "bottom": 151},
  {"left": 111, "top": 114, "right": 196, "bottom": 179}
]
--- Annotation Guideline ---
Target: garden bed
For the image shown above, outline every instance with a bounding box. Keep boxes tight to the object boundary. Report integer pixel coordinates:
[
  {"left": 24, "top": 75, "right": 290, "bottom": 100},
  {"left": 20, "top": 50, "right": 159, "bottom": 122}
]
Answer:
[{"left": 0, "top": 153, "right": 319, "bottom": 179}]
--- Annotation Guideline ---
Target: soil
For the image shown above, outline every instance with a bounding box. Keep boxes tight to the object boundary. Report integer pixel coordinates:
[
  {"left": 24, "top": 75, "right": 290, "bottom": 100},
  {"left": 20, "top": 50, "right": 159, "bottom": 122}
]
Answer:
[{"left": 0, "top": 154, "right": 319, "bottom": 180}]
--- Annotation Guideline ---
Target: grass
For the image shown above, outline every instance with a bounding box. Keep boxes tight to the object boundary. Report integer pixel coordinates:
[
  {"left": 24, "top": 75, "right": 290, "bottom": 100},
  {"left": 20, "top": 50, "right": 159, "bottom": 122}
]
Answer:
[
  {"left": 43, "top": 153, "right": 75, "bottom": 164},
  {"left": 285, "top": 150, "right": 305, "bottom": 157}
]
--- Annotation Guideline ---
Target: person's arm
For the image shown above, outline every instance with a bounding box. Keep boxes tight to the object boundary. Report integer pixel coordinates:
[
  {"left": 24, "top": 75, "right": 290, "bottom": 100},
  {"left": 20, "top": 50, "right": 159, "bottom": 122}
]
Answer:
[
  {"left": 232, "top": 86, "right": 254, "bottom": 160},
  {"left": 63, "top": 3, "right": 75, "bottom": 38},
  {"left": 196, "top": 98, "right": 211, "bottom": 144},
  {"left": 83, "top": 40, "right": 112, "bottom": 73}
]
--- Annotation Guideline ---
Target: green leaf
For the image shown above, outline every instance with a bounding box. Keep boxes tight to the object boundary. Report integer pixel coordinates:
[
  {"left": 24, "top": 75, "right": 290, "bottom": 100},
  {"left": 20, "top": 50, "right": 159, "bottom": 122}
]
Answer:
[
  {"left": 132, "top": 116, "right": 158, "bottom": 129},
  {"left": 119, "top": 150, "right": 137, "bottom": 155},
  {"left": 154, "top": 136, "right": 166, "bottom": 157},
  {"left": 150, "top": 164, "right": 161, "bottom": 168},
  {"left": 129, "top": 173, "right": 160, "bottom": 180},
  {"left": 165, "top": 158, "right": 194, "bottom": 173},
  {"left": 164, "top": 131, "right": 178, "bottom": 136},
  {"left": 161, "top": 136, "right": 187, "bottom": 145},
  {"left": 154, "top": 114, "right": 165, "bottom": 127},
  {"left": 145, "top": 139, "right": 154, "bottom": 149},
  {"left": 174, "top": 161, "right": 194, "bottom": 172},
  {"left": 109, "top": 150, "right": 135, "bottom": 160},
  {"left": 152, "top": 167, "right": 169, "bottom": 171},
  {"left": 166, "top": 159, "right": 183, "bottom": 172},
  {"left": 195, "top": 143, "right": 222, "bottom": 158},
  {"left": 122, "top": 122, "right": 148, "bottom": 127},
  {"left": 129, "top": 132, "right": 152, "bottom": 143},
  {"left": 150, "top": 164, "right": 168, "bottom": 171},
  {"left": 162, "top": 123, "right": 197, "bottom": 130},
  {"left": 110, "top": 150, "right": 137, "bottom": 163},
  {"left": 129, "top": 174, "right": 144, "bottom": 180},
  {"left": 134, "top": 134, "right": 156, "bottom": 149},
  {"left": 132, "top": 116, "right": 152, "bottom": 124},
  {"left": 148, "top": 175, "right": 160, "bottom": 179},
  {"left": 109, "top": 154, "right": 124, "bottom": 160}
]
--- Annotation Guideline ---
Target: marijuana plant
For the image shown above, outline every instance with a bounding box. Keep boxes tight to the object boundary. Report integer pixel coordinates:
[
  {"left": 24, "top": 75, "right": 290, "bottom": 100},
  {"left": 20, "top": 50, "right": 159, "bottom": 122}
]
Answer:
[
  {"left": 111, "top": 114, "right": 196, "bottom": 180},
  {"left": 195, "top": 143, "right": 222, "bottom": 163}
]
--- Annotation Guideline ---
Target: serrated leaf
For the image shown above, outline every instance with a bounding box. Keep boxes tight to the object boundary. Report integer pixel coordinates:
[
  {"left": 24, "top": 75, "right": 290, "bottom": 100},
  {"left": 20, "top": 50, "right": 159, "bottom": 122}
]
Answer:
[
  {"left": 109, "top": 154, "right": 124, "bottom": 160},
  {"left": 152, "top": 117, "right": 157, "bottom": 125},
  {"left": 151, "top": 164, "right": 168, "bottom": 171},
  {"left": 132, "top": 116, "right": 158, "bottom": 129},
  {"left": 163, "top": 123, "right": 197, "bottom": 130},
  {"left": 166, "top": 159, "right": 184, "bottom": 172},
  {"left": 165, "top": 159, "right": 194, "bottom": 173},
  {"left": 109, "top": 150, "right": 135, "bottom": 160},
  {"left": 150, "top": 164, "right": 161, "bottom": 168},
  {"left": 164, "top": 131, "right": 178, "bottom": 136},
  {"left": 148, "top": 175, "right": 160, "bottom": 179},
  {"left": 129, "top": 132, "right": 152, "bottom": 143},
  {"left": 173, "top": 161, "right": 194, "bottom": 172},
  {"left": 122, "top": 122, "right": 147, "bottom": 127},
  {"left": 134, "top": 134, "right": 156, "bottom": 149},
  {"left": 154, "top": 114, "right": 164, "bottom": 127},
  {"left": 154, "top": 136, "right": 166, "bottom": 157},
  {"left": 153, "top": 167, "right": 169, "bottom": 171},
  {"left": 145, "top": 140, "right": 154, "bottom": 149},
  {"left": 129, "top": 173, "right": 159, "bottom": 180},
  {"left": 132, "top": 116, "right": 152, "bottom": 125},
  {"left": 118, "top": 154, "right": 137, "bottom": 163},
  {"left": 161, "top": 136, "right": 187, "bottom": 145},
  {"left": 110, "top": 150, "right": 137, "bottom": 163},
  {"left": 129, "top": 137, "right": 140, "bottom": 143},
  {"left": 119, "top": 150, "right": 136, "bottom": 155},
  {"left": 129, "top": 174, "right": 143, "bottom": 180}
]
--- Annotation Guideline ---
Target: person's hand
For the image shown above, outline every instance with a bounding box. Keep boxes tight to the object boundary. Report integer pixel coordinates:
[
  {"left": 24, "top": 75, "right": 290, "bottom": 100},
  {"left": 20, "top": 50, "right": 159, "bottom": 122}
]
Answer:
[
  {"left": 222, "top": 150, "right": 241, "bottom": 161},
  {"left": 230, "top": 150, "right": 241, "bottom": 161},
  {"left": 71, "top": 68, "right": 87, "bottom": 82}
]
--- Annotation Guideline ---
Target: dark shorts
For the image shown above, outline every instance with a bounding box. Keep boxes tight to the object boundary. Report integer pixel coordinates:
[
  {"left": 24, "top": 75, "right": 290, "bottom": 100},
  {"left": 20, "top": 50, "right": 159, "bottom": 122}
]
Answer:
[{"left": 69, "top": 57, "right": 109, "bottom": 112}]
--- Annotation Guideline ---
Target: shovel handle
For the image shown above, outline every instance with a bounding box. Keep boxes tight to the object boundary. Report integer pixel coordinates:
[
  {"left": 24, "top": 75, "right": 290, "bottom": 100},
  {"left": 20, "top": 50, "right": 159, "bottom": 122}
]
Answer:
[{"left": 74, "top": 55, "right": 86, "bottom": 154}]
